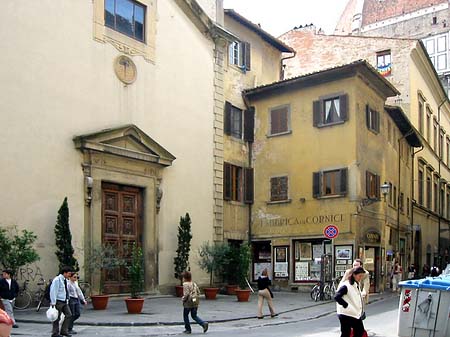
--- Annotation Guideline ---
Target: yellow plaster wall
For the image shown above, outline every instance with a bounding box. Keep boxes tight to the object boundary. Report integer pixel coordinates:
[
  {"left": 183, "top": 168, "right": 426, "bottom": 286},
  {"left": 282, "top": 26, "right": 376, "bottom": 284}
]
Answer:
[{"left": 0, "top": 0, "right": 216, "bottom": 289}]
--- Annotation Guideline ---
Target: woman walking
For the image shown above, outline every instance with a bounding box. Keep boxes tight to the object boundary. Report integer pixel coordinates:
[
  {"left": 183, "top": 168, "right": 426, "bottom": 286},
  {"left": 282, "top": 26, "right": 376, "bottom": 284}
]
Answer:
[
  {"left": 67, "top": 272, "right": 87, "bottom": 335},
  {"left": 181, "top": 271, "right": 208, "bottom": 334},
  {"left": 334, "top": 267, "right": 366, "bottom": 337},
  {"left": 256, "top": 268, "right": 276, "bottom": 319}
]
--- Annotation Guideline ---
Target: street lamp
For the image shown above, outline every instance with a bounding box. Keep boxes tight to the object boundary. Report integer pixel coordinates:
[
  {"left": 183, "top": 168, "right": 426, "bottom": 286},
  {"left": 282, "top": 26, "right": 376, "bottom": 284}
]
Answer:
[{"left": 381, "top": 182, "right": 390, "bottom": 201}]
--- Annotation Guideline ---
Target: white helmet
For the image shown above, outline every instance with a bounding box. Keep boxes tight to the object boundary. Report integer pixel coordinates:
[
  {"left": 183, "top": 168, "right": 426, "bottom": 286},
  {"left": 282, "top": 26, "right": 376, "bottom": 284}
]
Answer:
[{"left": 46, "top": 306, "right": 58, "bottom": 322}]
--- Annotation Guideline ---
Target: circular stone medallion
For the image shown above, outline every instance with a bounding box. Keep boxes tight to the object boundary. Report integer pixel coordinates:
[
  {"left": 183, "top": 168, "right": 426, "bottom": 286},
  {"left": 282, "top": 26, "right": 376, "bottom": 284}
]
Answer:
[{"left": 114, "top": 55, "right": 137, "bottom": 84}]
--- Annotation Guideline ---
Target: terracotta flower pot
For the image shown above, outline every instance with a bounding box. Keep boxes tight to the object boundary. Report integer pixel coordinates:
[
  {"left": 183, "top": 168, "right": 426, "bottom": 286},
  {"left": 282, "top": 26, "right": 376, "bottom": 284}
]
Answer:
[
  {"left": 203, "top": 287, "right": 219, "bottom": 300},
  {"left": 225, "top": 284, "right": 238, "bottom": 295},
  {"left": 125, "top": 297, "right": 145, "bottom": 314},
  {"left": 175, "top": 285, "right": 184, "bottom": 297},
  {"left": 235, "top": 288, "right": 251, "bottom": 302},
  {"left": 91, "top": 295, "right": 109, "bottom": 310}
]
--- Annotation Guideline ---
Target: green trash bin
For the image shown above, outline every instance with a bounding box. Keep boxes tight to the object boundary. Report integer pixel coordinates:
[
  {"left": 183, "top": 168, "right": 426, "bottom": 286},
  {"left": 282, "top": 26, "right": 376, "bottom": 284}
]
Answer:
[{"left": 398, "top": 276, "right": 450, "bottom": 337}]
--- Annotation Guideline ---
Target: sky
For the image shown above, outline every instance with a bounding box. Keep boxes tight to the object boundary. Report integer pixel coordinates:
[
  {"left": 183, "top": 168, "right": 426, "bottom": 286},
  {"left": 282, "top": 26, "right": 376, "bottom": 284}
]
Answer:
[{"left": 222, "top": 0, "right": 349, "bottom": 37}]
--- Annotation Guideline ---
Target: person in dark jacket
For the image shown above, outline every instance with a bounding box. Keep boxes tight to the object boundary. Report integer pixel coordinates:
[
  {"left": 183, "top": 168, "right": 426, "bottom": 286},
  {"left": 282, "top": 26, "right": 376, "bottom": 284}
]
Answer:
[
  {"left": 334, "top": 267, "right": 366, "bottom": 337},
  {"left": 256, "top": 268, "right": 276, "bottom": 319},
  {"left": 0, "top": 269, "right": 19, "bottom": 328}
]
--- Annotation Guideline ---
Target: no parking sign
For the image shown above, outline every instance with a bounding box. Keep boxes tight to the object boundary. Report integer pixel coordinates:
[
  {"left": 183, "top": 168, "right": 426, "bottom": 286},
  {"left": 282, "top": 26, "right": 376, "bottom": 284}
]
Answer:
[{"left": 323, "top": 224, "right": 339, "bottom": 239}]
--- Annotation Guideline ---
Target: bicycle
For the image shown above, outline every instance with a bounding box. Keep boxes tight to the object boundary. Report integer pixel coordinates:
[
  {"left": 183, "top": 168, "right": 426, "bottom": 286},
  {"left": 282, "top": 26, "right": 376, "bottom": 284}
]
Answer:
[
  {"left": 13, "top": 280, "right": 32, "bottom": 310},
  {"left": 35, "top": 278, "right": 49, "bottom": 312},
  {"left": 78, "top": 280, "right": 91, "bottom": 301}
]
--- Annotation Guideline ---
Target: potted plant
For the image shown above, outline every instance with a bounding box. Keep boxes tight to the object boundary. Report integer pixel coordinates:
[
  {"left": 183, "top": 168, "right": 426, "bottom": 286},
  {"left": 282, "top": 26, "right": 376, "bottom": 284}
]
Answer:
[
  {"left": 85, "top": 243, "right": 124, "bottom": 310},
  {"left": 234, "top": 244, "right": 252, "bottom": 302},
  {"left": 125, "top": 243, "right": 145, "bottom": 314},
  {"left": 173, "top": 213, "right": 192, "bottom": 297},
  {"left": 197, "top": 242, "right": 229, "bottom": 299},
  {"left": 223, "top": 245, "right": 240, "bottom": 295}
]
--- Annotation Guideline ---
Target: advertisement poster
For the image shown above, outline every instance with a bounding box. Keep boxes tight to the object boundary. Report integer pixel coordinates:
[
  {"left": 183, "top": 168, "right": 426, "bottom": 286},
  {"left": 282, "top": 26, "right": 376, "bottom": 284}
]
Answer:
[
  {"left": 295, "top": 261, "right": 309, "bottom": 281},
  {"left": 274, "top": 247, "right": 288, "bottom": 278}
]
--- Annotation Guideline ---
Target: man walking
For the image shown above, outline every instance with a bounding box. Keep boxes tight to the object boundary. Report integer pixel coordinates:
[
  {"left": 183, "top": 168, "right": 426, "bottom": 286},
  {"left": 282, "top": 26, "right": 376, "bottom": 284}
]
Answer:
[
  {"left": 0, "top": 270, "right": 19, "bottom": 328},
  {"left": 49, "top": 266, "right": 73, "bottom": 337}
]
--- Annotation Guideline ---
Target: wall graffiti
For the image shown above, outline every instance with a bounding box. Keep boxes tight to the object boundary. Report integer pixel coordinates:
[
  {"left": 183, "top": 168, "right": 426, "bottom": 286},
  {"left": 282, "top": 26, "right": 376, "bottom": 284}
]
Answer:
[{"left": 16, "top": 264, "right": 44, "bottom": 282}]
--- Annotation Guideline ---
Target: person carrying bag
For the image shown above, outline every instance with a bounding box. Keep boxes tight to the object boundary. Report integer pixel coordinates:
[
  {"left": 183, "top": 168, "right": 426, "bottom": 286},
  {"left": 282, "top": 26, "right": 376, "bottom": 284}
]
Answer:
[
  {"left": 181, "top": 271, "right": 208, "bottom": 334},
  {"left": 256, "top": 268, "right": 277, "bottom": 319}
]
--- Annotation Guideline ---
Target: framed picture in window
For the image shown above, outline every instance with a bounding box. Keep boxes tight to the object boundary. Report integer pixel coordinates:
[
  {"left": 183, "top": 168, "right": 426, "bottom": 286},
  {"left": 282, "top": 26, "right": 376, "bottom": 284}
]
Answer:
[
  {"left": 299, "top": 242, "right": 312, "bottom": 260},
  {"left": 335, "top": 245, "right": 352, "bottom": 260},
  {"left": 274, "top": 246, "right": 289, "bottom": 278}
]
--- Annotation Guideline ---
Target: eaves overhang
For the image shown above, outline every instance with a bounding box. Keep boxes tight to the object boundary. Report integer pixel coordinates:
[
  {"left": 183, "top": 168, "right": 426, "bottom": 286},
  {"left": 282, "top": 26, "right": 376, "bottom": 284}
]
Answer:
[
  {"left": 243, "top": 60, "right": 399, "bottom": 100},
  {"left": 385, "top": 105, "right": 422, "bottom": 148},
  {"left": 224, "top": 9, "right": 294, "bottom": 53}
]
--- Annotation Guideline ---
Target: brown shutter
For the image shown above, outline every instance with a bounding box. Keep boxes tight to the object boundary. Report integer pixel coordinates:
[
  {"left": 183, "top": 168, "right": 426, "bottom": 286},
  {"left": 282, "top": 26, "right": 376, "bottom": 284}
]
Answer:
[
  {"left": 243, "top": 42, "right": 251, "bottom": 71},
  {"left": 366, "top": 105, "right": 370, "bottom": 129},
  {"left": 313, "top": 100, "right": 321, "bottom": 127},
  {"left": 224, "top": 163, "right": 232, "bottom": 200},
  {"left": 244, "top": 167, "right": 254, "bottom": 204},
  {"left": 244, "top": 107, "right": 255, "bottom": 142},
  {"left": 340, "top": 168, "right": 348, "bottom": 195},
  {"left": 340, "top": 94, "right": 348, "bottom": 121},
  {"left": 377, "top": 110, "right": 381, "bottom": 132},
  {"left": 366, "top": 171, "right": 370, "bottom": 198},
  {"left": 313, "top": 172, "right": 320, "bottom": 198},
  {"left": 376, "top": 175, "right": 381, "bottom": 199},
  {"left": 271, "top": 109, "right": 280, "bottom": 134},
  {"left": 224, "top": 102, "right": 232, "bottom": 135}
]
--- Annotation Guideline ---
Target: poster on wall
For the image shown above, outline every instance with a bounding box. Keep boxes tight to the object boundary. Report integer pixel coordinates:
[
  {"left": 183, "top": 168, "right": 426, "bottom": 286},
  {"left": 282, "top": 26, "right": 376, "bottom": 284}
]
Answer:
[
  {"left": 300, "top": 242, "right": 312, "bottom": 260},
  {"left": 295, "top": 261, "right": 309, "bottom": 280},
  {"left": 336, "top": 246, "right": 352, "bottom": 260},
  {"left": 253, "top": 262, "right": 272, "bottom": 280},
  {"left": 274, "top": 246, "right": 288, "bottom": 278},
  {"left": 312, "top": 244, "right": 322, "bottom": 260}
]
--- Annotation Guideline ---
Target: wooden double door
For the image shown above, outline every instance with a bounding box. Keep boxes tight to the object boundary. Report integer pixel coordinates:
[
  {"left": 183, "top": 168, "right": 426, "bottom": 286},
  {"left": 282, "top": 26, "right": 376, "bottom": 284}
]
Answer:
[{"left": 102, "top": 182, "right": 142, "bottom": 294}]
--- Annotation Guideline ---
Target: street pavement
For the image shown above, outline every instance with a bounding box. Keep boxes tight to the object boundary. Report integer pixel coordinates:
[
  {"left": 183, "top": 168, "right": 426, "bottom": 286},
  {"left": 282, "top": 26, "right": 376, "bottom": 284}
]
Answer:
[{"left": 12, "top": 289, "right": 399, "bottom": 335}]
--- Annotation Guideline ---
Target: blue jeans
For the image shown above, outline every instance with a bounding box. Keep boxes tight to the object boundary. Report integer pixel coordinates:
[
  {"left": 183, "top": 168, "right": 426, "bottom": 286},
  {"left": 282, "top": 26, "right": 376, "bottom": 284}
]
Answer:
[
  {"left": 183, "top": 307, "right": 205, "bottom": 332},
  {"left": 68, "top": 297, "right": 81, "bottom": 331}
]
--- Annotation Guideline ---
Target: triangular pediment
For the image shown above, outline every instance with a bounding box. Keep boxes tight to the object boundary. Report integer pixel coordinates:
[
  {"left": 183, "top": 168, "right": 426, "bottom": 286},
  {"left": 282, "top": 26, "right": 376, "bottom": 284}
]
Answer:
[{"left": 73, "top": 124, "right": 175, "bottom": 166}]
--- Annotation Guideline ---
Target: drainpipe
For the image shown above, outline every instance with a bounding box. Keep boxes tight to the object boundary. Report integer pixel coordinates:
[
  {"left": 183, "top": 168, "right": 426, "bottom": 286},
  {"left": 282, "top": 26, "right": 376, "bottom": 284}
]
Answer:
[
  {"left": 437, "top": 98, "right": 446, "bottom": 268},
  {"left": 280, "top": 50, "right": 297, "bottom": 80}
]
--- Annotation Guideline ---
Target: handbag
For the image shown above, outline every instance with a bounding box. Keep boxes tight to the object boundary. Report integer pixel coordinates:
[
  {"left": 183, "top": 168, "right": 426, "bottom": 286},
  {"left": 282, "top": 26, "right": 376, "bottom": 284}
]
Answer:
[
  {"left": 46, "top": 306, "right": 58, "bottom": 322},
  {"left": 186, "top": 283, "right": 200, "bottom": 307},
  {"left": 268, "top": 287, "right": 274, "bottom": 298},
  {"left": 360, "top": 311, "right": 366, "bottom": 320},
  {"left": 350, "top": 329, "right": 368, "bottom": 337}
]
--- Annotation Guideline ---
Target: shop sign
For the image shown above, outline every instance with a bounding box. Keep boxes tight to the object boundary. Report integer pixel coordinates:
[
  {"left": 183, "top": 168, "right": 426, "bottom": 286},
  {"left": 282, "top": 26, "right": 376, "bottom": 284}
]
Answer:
[
  {"left": 365, "top": 230, "right": 381, "bottom": 244},
  {"left": 257, "top": 213, "right": 344, "bottom": 227}
]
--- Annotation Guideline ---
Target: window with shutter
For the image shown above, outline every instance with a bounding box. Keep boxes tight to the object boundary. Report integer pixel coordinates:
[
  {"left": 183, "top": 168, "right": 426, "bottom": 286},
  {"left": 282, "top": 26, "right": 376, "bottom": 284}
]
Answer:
[
  {"left": 313, "top": 168, "right": 348, "bottom": 198},
  {"left": 313, "top": 94, "right": 348, "bottom": 128},
  {"left": 366, "top": 171, "right": 380, "bottom": 199},
  {"left": 269, "top": 105, "right": 290, "bottom": 135},
  {"left": 366, "top": 105, "right": 380, "bottom": 133},
  {"left": 223, "top": 163, "right": 243, "bottom": 202},
  {"left": 224, "top": 102, "right": 243, "bottom": 139},
  {"left": 229, "top": 41, "right": 251, "bottom": 71},
  {"left": 270, "top": 176, "right": 288, "bottom": 201}
]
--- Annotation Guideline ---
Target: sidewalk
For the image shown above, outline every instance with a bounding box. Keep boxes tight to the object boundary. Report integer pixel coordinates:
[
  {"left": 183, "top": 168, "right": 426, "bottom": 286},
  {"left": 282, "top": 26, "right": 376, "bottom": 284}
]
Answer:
[{"left": 14, "top": 291, "right": 397, "bottom": 327}]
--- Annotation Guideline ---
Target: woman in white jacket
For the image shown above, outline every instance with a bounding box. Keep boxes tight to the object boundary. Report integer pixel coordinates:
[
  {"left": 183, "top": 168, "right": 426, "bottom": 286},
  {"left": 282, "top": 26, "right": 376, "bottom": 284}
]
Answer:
[{"left": 334, "top": 267, "right": 366, "bottom": 337}]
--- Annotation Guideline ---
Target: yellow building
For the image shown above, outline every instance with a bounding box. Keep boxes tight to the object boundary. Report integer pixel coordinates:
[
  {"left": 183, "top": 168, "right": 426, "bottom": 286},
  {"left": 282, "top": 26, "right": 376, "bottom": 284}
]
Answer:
[
  {"left": 220, "top": 10, "right": 294, "bottom": 244},
  {"left": 280, "top": 29, "right": 450, "bottom": 275},
  {"left": 244, "top": 61, "right": 421, "bottom": 291}
]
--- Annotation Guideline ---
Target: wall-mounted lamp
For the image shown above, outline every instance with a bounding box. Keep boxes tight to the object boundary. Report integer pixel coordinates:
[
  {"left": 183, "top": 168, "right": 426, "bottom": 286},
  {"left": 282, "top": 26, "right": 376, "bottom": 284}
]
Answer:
[
  {"left": 85, "top": 176, "right": 93, "bottom": 206},
  {"left": 380, "top": 182, "right": 390, "bottom": 201}
]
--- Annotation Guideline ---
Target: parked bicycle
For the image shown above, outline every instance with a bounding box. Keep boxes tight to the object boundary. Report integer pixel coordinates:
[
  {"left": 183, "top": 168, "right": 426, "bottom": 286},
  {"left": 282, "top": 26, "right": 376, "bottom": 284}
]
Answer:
[
  {"left": 13, "top": 280, "right": 32, "bottom": 310},
  {"left": 35, "top": 278, "right": 49, "bottom": 312},
  {"left": 310, "top": 277, "right": 341, "bottom": 302},
  {"left": 78, "top": 279, "right": 91, "bottom": 301}
]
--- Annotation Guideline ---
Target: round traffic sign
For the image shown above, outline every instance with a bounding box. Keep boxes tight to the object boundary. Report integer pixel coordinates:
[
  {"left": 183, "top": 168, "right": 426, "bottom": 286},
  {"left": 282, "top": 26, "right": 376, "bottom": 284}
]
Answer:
[{"left": 323, "top": 225, "right": 339, "bottom": 239}]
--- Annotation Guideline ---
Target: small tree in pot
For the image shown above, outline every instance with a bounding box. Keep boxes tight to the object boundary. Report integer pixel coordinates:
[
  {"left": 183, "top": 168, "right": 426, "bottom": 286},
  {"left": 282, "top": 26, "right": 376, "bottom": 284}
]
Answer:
[
  {"left": 235, "top": 244, "right": 252, "bottom": 302},
  {"left": 125, "top": 243, "right": 145, "bottom": 314},
  {"left": 197, "top": 242, "right": 229, "bottom": 300},
  {"left": 173, "top": 213, "right": 192, "bottom": 297},
  {"left": 85, "top": 243, "right": 124, "bottom": 310}
]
